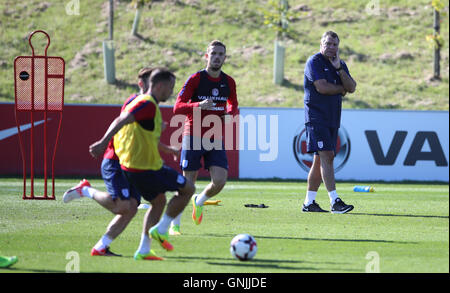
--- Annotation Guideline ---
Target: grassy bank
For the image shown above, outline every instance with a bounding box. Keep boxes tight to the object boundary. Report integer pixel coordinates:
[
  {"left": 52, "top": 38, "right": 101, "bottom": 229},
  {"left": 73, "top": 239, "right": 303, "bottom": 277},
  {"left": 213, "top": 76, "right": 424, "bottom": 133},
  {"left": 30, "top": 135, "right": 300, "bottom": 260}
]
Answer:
[{"left": 0, "top": 0, "right": 448, "bottom": 110}]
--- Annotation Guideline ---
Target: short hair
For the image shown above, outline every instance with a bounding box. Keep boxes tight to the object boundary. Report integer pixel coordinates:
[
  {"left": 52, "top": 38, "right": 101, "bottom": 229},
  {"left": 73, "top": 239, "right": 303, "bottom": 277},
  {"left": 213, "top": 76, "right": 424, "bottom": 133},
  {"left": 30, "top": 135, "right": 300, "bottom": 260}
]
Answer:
[
  {"left": 138, "top": 67, "right": 153, "bottom": 79},
  {"left": 138, "top": 67, "right": 175, "bottom": 93},
  {"left": 149, "top": 67, "right": 175, "bottom": 86},
  {"left": 321, "top": 31, "right": 340, "bottom": 43},
  {"left": 207, "top": 40, "right": 226, "bottom": 53},
  {"left": 138, "top": 67, "right": 154, "bottom": 94}
]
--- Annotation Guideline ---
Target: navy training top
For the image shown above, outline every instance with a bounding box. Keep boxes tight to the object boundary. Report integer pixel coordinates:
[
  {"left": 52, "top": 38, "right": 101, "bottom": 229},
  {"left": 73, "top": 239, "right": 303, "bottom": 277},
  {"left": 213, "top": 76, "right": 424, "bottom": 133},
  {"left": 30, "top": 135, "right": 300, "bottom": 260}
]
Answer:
[{"left": 303, "top": 52, "right": 351, "bottom": 128}]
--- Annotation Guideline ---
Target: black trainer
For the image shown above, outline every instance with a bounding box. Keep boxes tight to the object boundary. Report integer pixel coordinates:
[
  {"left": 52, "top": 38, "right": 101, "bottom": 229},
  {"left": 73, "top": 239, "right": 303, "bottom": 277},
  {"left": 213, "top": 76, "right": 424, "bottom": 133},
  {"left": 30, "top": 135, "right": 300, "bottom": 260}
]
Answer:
[
  {"left": 302, "top": 200, "right": 328, "bottom": 212},
  {"left": 331, "top": 198, "right": 354, "bottom": 214},
  {"left": 104, "top": 247, "right": 122, "bottom": 257}
]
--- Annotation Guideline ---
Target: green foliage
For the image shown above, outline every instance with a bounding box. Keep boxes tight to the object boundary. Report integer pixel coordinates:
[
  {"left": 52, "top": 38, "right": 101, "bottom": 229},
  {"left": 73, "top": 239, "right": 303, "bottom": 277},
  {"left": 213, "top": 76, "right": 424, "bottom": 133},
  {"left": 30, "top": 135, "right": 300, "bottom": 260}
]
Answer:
[
  {"left": 432, "top": 0, "right": 446, "bottom": 12},
  {"left": 0, "top": 0, "right": 448, "bottom": 110},
  {"left": 262, "top": 0, "right": 289, "bottom": 38},
  {"left": 129, "top": 0, "right": 153, "bottom": 9},
  {"left": 261, "top": 0, "right": 303, "bottom": 39},
  {"left": 427, "top": 0, "right": 447, "bottom": 49},
  {"left": 426, "top": 33, "right": 445, "bottom": 49}
]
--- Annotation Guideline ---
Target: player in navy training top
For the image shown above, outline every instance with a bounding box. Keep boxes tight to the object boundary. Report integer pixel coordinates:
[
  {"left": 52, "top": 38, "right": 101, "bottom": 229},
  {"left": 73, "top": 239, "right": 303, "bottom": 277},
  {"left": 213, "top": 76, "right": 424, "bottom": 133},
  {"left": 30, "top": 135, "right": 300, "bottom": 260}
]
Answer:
[{"left": 302, "top": 31, "right": 357, "bottom": 214}]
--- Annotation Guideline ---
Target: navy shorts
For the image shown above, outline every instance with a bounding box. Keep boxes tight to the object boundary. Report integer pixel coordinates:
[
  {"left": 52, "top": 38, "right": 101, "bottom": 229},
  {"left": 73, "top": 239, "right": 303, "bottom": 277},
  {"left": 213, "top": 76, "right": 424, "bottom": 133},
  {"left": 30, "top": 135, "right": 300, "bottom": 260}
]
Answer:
[
  {"left": 305, "top": 123, "right": 338, "bottom": 154},
  {"left": 180, "top": 136, "right": 228, "bottom": 171},
  {"left": 101, "top": 159, "right": 141, "bottom": 205},
  {"left": 122, "top": 165, "right": 187, "bottom": 202}
]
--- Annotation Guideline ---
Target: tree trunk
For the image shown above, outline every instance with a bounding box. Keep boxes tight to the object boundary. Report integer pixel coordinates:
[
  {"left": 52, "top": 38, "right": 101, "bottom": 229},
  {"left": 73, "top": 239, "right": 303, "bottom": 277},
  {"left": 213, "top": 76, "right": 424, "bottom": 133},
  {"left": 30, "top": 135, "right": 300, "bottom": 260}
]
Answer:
[
  {"left": 433, "top": 9, "right": 440, "bottom": 80},
  {"left": 109, "top": 0, "right": 114, "bottom": 41},
  {"left": 273, "top": 0, "right": 288, "bottom": 85},
  {"left": 273, "top": 39, "right": 285, "bottom": 85},
  {"left": 131, "top": 7, "right": 142, "bottom": 36},
  {"left": 104, "top": 0, "right": 115, "bottom": 84}
]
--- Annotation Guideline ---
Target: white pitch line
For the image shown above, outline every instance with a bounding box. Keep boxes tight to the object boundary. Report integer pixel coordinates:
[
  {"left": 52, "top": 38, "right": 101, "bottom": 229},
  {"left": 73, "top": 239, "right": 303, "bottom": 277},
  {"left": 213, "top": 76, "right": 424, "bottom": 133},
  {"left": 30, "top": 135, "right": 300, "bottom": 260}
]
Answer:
[{"left": 0, "top": 181, "right": 447, "bottom": 192}]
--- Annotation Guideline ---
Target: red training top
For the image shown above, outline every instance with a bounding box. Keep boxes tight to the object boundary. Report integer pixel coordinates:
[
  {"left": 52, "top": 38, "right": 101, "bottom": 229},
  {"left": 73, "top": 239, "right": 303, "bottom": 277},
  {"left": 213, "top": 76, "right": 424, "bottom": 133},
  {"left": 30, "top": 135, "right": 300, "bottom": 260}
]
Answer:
[{"left": 173, "top": 70, "right": 238, "bottom": 138}]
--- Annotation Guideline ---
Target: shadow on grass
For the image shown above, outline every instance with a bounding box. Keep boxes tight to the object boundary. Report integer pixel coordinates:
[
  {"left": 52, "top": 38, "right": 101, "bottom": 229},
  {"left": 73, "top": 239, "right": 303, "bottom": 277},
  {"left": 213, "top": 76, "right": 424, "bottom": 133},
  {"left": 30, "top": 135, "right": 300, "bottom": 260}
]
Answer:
[
  {"left": 115, "top": 79, "right": 139, "bottom": 92},
  {"left": 165, "top": 255, "right": 360, "bottom": 272},
  {"left": 348, "top": 212, "right": 449, "bottom": 220},
  {"left": 202, "top": 233, "right": 417, "bottom": 245},
  {"left": 130, "top": 33, "right": 153, "bottom": 44},
  {"left": 2, "top": 267, "right": 66, "bottom": 273},
  {"left": 281, "top": 78, "right": 304, "bottom": 91}
]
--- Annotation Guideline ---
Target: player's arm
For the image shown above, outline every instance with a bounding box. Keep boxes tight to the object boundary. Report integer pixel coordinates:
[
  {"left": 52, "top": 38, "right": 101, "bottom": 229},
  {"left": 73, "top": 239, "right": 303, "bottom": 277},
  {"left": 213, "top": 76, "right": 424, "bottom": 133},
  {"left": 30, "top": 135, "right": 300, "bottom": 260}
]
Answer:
[
  {"left": 158, "top": 142, "right": 180, "bottom": 161},
  {"left": 173, "top": 73, "right": 216, "bottom": 114},
  {"left": 89, "top": 111, "right": 135, "bottom": 158},
  {"left": 226, "top": 76, "right": 239, "bottom": 115},
  {"left": 173, "top": 74, "right": 200, "bottom": 114}
]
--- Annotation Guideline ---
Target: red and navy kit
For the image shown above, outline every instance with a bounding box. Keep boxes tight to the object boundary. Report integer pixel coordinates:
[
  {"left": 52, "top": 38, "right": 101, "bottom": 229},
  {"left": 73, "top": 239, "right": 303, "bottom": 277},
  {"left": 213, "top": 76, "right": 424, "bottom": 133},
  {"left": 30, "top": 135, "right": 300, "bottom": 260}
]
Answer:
[
  {"left": 173, "top": 69, "right": 239, "bottom": 138},
  {"left": 174, "top": 69, "right": 238, "bottom": 171}
]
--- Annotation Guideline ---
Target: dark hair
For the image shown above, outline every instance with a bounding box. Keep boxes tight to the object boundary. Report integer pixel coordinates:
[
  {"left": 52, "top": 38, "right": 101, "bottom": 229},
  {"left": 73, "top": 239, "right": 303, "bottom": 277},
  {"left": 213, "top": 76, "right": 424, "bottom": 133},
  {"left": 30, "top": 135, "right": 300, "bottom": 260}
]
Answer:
[
  {"left": 149, "top": 67, "right": 175, "bottom": 87},
  {"left": 207, "top": 40, "right": 226, "bottom": 53},
  {"left": 138, "top": 67, "right": 154, "bottom": 93},
  {"left": 137, "top": 67, "right": 175, "bottom": 93},
  {"left": 321, "top": 31, "right": 339, "bottom": 43}
]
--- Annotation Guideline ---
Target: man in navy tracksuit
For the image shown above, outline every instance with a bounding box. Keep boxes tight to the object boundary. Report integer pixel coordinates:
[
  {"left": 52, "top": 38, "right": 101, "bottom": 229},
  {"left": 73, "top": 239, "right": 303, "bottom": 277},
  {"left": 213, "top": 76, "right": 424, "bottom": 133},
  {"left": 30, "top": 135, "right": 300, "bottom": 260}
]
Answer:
[{"left": 302, "top": 31, "right": 357, "bottom": 214}]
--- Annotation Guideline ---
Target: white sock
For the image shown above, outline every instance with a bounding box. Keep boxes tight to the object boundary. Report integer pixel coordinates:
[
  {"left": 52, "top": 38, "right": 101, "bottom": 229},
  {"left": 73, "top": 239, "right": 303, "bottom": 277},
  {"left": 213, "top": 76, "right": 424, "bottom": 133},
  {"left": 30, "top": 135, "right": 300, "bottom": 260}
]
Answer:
[
  {"left": 137, "top": 233, "right": 151, "bottom": 254},
  {"left": 157, "top": 213, "right": 174, "bottom": 234},
  {"left": 195, "top": 192, "right": 210, "bottom": 206},
  {"left": 93, "top": 234, "right": 113, "bottom": 251},
  {"left": 81, "top": 186, "right": 95, "bottom": 199},
  {"left": 304, "top": 190, "right": 317, "bottom": 206},
  {"left": 328, "top": 190, "right": 339, "bottom": 205},
  {"left": 172, "top": 212, "right": 182, "bottom": 226}
]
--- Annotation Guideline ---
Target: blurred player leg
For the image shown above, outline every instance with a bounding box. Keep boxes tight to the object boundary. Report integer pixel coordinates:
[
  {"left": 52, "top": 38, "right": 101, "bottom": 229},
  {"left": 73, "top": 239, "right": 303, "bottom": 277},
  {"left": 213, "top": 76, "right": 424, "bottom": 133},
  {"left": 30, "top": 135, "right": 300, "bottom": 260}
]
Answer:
[
  {"left": 151, "top": 178, "right": 195, "bottom": 250},
  {"left": 91, "top": 198, "right": 138, "bottom": 256},
  {"left": 191, "top": 166, "right": 227, "bottom": 224},
  {"left": 135, "top": 193, "right": 165, "bottom": 260},
  {"left": 169, "top": 213, "right": 182, "bottom": 236},
  {"left": 173, "top": 170, "right": 199, "bottom": 226}
]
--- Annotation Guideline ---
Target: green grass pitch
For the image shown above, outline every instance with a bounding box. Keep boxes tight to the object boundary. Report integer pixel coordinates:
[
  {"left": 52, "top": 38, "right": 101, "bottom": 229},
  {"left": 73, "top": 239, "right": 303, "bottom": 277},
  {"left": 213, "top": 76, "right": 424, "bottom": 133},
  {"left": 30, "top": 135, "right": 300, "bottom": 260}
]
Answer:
[{"left": 0, "top": 177, "right": 448, "bottom": 273}]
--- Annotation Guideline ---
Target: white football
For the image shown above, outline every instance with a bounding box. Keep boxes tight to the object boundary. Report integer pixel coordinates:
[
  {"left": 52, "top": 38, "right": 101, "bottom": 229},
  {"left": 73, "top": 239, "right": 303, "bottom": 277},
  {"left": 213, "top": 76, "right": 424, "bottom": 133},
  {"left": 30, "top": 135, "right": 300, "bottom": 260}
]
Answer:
[{"left": 230, "top": 233, "right": 257, "bottom": 261}]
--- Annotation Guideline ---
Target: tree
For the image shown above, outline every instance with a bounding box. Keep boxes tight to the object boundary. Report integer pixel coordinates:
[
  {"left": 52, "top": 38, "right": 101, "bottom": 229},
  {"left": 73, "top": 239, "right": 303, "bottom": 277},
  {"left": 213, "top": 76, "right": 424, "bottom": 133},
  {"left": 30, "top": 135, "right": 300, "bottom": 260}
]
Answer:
[
  {"left": 263, "top": 0, "right": 290, "bottom": 40},
  {"left": 426, "top": 0, "right": 446, "bottom": 80},
  {"left": 262, "top": 0, "right": 299, "bottom": 85}
]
